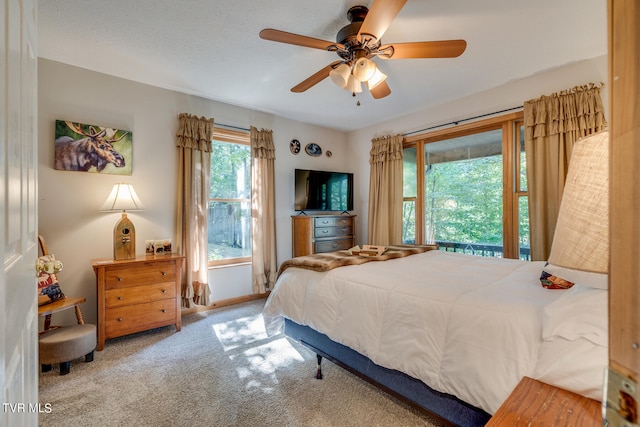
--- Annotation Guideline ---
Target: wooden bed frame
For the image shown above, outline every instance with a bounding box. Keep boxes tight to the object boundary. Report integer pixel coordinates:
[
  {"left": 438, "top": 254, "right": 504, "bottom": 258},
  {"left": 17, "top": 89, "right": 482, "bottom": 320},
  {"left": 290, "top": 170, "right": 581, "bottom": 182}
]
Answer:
[{"left": 285, "top": 319, "right": 491, "bottom": 427}]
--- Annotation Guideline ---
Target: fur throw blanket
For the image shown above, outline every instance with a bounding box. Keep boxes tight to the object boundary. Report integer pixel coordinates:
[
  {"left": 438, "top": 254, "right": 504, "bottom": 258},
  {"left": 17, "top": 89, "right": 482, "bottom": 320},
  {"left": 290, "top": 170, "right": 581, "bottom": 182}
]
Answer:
[{"left": 277, "top": 244, "right": 437, "bottom": 278}]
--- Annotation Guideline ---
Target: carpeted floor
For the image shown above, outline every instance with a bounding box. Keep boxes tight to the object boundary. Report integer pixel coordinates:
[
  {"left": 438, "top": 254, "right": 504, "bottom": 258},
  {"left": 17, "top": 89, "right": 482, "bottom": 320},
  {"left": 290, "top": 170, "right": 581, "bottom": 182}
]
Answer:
[{"left": 38, "top": 299, "right": 444, "bottom": 427}]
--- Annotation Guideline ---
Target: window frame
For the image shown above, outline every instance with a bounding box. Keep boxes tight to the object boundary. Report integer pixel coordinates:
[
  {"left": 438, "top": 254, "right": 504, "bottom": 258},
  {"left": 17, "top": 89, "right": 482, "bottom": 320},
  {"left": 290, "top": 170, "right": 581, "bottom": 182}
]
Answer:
[
  {"left": 403, "top": 111, "right": 526, "bottom": 259},
  {"left": 208, "top": 127, "right": 251, "bottom": 268}
]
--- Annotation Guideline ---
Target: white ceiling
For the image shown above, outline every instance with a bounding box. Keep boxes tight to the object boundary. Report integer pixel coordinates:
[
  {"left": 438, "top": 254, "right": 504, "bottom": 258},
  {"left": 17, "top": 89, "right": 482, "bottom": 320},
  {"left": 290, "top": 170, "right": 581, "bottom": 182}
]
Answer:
[{"left": 38, "top": 0, "right": 607, "bottom": 132}]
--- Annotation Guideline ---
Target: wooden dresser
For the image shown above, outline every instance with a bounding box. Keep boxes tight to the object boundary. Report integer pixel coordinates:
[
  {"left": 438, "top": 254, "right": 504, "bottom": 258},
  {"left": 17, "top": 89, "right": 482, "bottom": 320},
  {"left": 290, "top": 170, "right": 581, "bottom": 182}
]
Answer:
[
  {"left": 291, "top": 214, "right": 356, "bottom": 257},
  {"left": 92, "top": 254, "right": 184, "bottom": 351}
]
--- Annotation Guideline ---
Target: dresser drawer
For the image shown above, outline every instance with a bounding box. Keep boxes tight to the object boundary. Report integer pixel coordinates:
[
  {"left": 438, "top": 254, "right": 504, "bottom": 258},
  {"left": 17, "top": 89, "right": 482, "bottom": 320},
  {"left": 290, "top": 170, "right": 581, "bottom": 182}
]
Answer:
[
  {"left": 314, "top": 217, "right": 353, "bottom": 228},
  {"left": 105, "top": 283, "right": 176, "bottom": 308},
  {"left": 314, "top": 225, "right": 353, "bottom": 238},
  {"left": 105, "top": 263, "right": 176, "bottom": 289},
  {"left": 105, "top": 299, "right": 177, "bottom": 338},
  {"left": 315, "top": 238, "right": 354, "bottom": 253}
]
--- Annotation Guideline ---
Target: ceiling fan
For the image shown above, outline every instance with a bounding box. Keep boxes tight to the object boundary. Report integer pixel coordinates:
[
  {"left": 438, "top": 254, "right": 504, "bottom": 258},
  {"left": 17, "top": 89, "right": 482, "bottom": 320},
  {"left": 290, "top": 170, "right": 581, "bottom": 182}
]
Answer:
[{"left": 259, "top": 0, "right": 467, "bottom": 101}]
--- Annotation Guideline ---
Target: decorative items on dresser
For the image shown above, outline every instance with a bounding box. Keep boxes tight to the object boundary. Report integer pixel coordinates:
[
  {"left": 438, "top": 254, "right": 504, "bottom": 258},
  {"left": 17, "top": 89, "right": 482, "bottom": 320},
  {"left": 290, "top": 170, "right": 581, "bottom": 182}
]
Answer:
[
  {"left": 291, "top": 214, "right": 356, "bottom": 257},
  {"left": 91, "top": 254, "right": 184, "bottom": 351},
  {"left": 100, "top": 183, "right": 145, "bottom": 261}
]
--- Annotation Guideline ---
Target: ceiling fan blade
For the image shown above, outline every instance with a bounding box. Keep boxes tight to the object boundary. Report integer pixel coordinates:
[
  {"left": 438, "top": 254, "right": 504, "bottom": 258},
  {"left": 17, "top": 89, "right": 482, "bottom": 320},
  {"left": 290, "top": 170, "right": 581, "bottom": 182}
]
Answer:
[
  {"left": 358, "top": 0, "right": 407, "bottom": 41},
  {"left": 370, "top": 80, "right": 391, "bottom": 99},
  {"left": 291, "top": 61, "right": 342, "bottom": 93},
  {"left": 381, "top": 40, "right": 467, "bottom": 59},
  {"left": 260, "top": 28, "right": 339, "bottom": 50}
]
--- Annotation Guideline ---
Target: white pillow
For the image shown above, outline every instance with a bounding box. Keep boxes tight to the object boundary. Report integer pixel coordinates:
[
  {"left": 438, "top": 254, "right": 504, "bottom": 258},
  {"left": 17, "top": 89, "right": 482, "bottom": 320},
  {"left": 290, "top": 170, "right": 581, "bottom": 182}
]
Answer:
[
  {"left": 543, "top": 263, "right": 608, "bottom": 289},
  {"left": 542, "top": 284, "right": 608, "bottom": 347}
]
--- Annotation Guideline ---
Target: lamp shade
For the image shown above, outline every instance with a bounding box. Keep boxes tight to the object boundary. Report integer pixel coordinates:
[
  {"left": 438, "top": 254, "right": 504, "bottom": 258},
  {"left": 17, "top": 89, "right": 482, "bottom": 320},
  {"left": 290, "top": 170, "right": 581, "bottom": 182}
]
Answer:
[
  {"left": 100, "top": 183, "right": 145, "bottom": 212},
  {"left": 345, "top": 74, "right": 362, "bottom": 93},
  {"left": 366, "top": 67, "right": 387, "bottom": 90},
  {"left": 547, "top": 131, "right": 609, "bottom": 273},
  {"left": 353, "top": 57, "right": 377, "bottom": 82},
  {"left": 329, "top": 63, "right": 351, "bottom": 88}
]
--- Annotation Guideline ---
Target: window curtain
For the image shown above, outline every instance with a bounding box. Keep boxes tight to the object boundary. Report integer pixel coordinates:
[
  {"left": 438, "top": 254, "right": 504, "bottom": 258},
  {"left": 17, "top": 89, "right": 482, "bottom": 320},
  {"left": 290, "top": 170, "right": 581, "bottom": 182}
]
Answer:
[
  {"left": 176, "top": 113, "right": 213, "bottom": 307},
  {"left": 368, "top": 134, "right": 403, "bottom": 245},
  {"left": 250, "top": 126, "right": 277, "bottom": 294},
  {"left": 524, "top": 83, "right": 607, "bottom": 261}
]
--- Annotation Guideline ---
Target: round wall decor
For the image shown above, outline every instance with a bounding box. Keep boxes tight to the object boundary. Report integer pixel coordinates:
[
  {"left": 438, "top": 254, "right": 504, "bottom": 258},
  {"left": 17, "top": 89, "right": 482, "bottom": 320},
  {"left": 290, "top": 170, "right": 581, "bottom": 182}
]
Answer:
[
  {"left": 290, "top": 139, "right": 301, "bottom": 154},
  {"left": 305, "top": 143, "right": 322, "bottom": 157}
]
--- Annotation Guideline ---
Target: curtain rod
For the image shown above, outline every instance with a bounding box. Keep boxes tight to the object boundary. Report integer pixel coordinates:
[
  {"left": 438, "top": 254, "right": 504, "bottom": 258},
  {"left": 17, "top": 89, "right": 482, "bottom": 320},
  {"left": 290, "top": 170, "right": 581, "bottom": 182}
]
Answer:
[
  {"left": 216, "top": 105, "right": 523, "bottom": 135},
  {"left": 402, "top": 106, "right": 523, "bottom": 137},
  {"left": 215, "top": 122, "right": 250, "bottom": 132}
]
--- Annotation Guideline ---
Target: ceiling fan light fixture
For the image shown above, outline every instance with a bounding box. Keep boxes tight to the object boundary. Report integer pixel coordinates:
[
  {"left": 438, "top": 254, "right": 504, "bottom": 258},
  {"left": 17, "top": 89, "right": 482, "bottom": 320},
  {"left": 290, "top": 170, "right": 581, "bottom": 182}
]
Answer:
[
  {"left": 353, "top": 57, "right": 377, "bottom": 82},
  {"left": 345, "top": 74, "right": 362, "bottom": 93},
  {"left": 366, "top": 67, "right": 387, "bottom": 90},
  {"left": 329, "top": 63, "right": 351, "bottom": 88}
]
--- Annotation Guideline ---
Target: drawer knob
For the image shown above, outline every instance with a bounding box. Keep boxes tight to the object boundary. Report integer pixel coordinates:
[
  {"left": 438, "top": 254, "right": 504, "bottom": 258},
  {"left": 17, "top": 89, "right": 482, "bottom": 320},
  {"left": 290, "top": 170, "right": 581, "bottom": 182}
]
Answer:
[
  {"left": 117, "top": 317, "right": 123, "bottom": 322},
  {"left": 162, "top": 289, "right": 167, "bottom": 294},
  {"left": 332, "top": 243, "right": 338, "bottom": 248},
  {"left": 162, "top": 309, "right": 167, "bottom": 313},
  {"left": 321, "top": 230, "right": 329, "bottom": 234},
  {"left": 117, "top": 296, "right": 123, "bottom": 300},
  {"left": 161, "top": 272, "right": 167, "bottom": 276},
  {"left": 117, "top": 277, "right": 123, "bottom": 282}
]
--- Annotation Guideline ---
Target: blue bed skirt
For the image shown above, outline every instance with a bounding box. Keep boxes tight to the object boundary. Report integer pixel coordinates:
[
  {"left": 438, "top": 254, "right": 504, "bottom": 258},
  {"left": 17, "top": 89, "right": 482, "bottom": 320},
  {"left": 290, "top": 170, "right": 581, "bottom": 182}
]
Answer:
[{"left": 285, "top": 319, "right": 491, "bottom": 427}]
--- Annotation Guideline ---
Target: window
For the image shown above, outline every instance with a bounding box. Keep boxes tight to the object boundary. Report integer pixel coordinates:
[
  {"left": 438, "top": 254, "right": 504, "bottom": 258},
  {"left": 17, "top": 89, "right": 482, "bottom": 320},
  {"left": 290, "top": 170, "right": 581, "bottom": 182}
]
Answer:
[
  {"left": 403, "top": 112, "right": 529, "bottom": 259},
  {"left": 208, "top": 128, "right": 251, "bottom": 266},
  {"left": 516, "top": 124, "right": 530, "bottom": 259}
]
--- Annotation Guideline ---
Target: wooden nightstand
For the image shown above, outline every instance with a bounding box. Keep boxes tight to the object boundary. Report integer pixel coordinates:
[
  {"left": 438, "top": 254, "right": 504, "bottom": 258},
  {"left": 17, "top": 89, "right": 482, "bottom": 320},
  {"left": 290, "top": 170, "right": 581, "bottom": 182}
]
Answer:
[
  {"left": 486, "top": 376, "right": 602, "bottom": 426},
  {"left": 92, "top": 254, "right": 184, "bottom": 351}
]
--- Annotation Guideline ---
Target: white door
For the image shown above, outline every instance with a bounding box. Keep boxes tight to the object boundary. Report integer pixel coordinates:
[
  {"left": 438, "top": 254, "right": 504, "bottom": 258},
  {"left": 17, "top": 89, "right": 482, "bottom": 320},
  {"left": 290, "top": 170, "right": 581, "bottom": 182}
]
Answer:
[{"left": 1, "top": 0, "right": 39, "bottom": 425}]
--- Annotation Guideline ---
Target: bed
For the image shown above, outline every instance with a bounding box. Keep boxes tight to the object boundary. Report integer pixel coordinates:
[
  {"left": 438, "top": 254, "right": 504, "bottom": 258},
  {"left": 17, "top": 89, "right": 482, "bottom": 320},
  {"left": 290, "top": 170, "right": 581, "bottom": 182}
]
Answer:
[{"left": 263, "top": 246, "right": 608, "bottom": 426}]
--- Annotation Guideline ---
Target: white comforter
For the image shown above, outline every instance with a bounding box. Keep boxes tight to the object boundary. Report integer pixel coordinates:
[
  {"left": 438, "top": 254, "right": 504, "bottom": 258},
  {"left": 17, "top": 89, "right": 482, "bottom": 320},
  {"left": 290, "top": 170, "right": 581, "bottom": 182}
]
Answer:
[{"left": 263, "top": 250, "right": 607, "bottom": 414}]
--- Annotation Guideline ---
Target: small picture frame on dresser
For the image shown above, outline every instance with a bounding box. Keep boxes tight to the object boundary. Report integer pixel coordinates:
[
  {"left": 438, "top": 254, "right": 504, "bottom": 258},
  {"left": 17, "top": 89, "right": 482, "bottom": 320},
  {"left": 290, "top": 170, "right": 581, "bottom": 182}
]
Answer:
[
  {"left": 145, "top": 240, "right": 155, "bottom": 255},
  {"left": 155, "top": 239, "right": 172, "bottom": 255}
]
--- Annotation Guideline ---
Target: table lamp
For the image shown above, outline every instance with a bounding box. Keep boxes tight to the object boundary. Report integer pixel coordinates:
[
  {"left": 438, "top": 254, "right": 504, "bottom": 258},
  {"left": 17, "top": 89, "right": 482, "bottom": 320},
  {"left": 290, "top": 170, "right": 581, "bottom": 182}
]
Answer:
[
  {"left": 548, "top": 131, "right": 609, "bottom": 274},
  {"left": 100, "top": 183, "right": 145, "bottom": 260}
]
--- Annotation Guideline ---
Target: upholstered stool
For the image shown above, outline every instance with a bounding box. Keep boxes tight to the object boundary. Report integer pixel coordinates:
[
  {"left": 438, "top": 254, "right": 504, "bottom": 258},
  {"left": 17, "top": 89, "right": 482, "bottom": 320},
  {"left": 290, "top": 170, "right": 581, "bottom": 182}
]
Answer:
[{"left": 39, "top": 324, "right": 96, "bottom": 375}]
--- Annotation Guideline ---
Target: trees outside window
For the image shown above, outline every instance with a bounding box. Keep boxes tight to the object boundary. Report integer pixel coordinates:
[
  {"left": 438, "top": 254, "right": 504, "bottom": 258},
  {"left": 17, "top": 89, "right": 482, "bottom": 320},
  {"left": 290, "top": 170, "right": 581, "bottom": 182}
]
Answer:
[
  {"left": 209, "top": 130, "right": 251, "bottom": 266},
  {"left": 403, "top": 113, "right": 529, "bottom": 260}
]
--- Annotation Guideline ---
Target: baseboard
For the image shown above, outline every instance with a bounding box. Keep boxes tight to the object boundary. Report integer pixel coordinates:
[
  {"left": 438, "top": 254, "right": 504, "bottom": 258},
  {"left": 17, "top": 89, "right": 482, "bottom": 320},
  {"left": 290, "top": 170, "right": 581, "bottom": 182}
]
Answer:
[{"left": 181, "top": 292, "right": 270, "bottom": 315}]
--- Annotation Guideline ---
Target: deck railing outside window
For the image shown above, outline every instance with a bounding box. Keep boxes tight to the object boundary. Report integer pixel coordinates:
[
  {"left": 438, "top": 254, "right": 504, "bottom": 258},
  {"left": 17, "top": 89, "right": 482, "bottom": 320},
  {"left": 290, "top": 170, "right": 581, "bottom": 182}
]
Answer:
[{"left": 434, "top": 240, "right": 531, "bottom": 261}]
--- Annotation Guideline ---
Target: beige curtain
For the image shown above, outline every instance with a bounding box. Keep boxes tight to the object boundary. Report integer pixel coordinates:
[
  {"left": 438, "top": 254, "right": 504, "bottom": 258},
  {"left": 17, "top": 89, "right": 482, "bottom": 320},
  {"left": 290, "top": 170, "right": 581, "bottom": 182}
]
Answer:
[
  {"left": 368, "top": 134, "right": 404, "bottom": 245},
  {"left": 250, "top": 126, "right": 277, "bottom": 294},
  {"left": 176, "top": 113, "right": 213, "bottom": 307},
  {"left": 524, "top": 83, "right": 607, "bottom": 261}
]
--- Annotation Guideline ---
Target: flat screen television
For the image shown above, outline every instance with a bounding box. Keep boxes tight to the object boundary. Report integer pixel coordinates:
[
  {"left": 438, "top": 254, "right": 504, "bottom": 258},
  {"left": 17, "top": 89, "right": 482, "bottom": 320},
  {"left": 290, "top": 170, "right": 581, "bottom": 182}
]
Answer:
[{"left": 294, "top": 169, "right": 354, "bottom": 212}]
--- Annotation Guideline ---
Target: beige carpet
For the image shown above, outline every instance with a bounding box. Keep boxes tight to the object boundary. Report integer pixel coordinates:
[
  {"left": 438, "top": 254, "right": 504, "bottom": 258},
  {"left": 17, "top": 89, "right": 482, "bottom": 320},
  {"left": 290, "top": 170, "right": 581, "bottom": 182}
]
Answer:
[{"left": 38, "top": 299, "right": 443, "bottom": 427}]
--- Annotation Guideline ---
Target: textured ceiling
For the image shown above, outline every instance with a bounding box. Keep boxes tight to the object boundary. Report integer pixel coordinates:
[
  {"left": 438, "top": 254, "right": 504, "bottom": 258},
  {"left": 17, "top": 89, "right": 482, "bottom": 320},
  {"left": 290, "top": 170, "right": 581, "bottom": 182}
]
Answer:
[{"left": 38, "top": 0, "right": 607, "bottom": 132}]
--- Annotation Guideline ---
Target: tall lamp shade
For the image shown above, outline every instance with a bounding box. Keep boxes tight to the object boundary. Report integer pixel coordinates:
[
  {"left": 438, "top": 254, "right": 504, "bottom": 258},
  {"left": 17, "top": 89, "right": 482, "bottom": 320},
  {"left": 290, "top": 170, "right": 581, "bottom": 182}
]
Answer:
[
  {"left": 101, "top": 183, "right": 145, "bottom": 260},
  {"left": 547, "top": 131, "right": 609, "bottom": 273}
]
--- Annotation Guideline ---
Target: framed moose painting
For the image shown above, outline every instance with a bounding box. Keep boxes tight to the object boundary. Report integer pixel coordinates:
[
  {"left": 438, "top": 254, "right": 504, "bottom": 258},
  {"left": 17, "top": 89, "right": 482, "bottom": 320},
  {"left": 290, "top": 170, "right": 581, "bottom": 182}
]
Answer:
[{"left": 54, "top": 120, "right": 133, "bottom": 175}]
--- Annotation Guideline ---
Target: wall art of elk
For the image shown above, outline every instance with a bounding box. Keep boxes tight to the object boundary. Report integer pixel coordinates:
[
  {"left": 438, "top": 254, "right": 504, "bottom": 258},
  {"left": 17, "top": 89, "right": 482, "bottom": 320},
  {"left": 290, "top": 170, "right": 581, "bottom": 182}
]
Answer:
[{"left": 54, "top": 120, "right": 132, "bottom": 175}]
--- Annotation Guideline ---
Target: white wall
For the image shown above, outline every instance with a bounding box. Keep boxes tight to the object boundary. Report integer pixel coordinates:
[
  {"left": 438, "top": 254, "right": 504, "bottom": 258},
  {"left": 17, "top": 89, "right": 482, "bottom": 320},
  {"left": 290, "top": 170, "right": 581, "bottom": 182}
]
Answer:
[
  {"left": 38, "top": 59, "right": 349, "bottom": 325},
  {"left": 347, "top": 55, "right": 608, "bottom": 244}
]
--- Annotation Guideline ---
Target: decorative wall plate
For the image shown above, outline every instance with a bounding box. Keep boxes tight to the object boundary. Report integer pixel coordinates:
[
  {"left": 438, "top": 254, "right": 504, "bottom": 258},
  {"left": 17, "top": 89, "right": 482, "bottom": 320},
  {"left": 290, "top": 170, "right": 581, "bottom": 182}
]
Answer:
[
  {"left": 290, "top": 139, "right": 301, "bottom": 154},
  {"left": 305, "top": 143, "right": 322, "bottom": 157}
]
